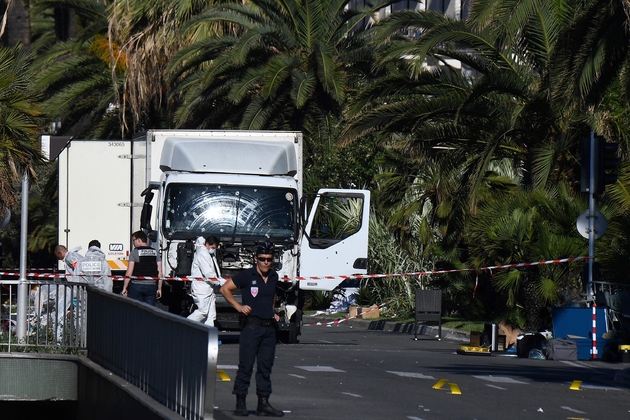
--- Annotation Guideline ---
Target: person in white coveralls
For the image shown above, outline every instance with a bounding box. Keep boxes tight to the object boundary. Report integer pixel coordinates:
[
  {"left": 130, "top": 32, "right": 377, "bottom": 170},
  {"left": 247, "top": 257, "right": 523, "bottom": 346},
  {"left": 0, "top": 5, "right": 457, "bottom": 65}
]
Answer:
[
  {"left": 187, "top": 236, "right": 224, "bottom": 328},
  {"left": 53, "top": 244, "right": 84, "bottom": 342},
  {"left": 82, "top": 240, "right": 113, "bottom": 292}
]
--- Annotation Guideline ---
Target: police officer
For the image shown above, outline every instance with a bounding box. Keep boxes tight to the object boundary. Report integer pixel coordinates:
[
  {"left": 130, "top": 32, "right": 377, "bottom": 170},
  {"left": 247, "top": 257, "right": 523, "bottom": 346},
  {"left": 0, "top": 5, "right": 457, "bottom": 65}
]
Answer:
[
  {"left": 220, "top": 244, "right": 284, "bottom": 417},
  {"left": 122, "top": 231, "right": 163, "bottom": 305}
]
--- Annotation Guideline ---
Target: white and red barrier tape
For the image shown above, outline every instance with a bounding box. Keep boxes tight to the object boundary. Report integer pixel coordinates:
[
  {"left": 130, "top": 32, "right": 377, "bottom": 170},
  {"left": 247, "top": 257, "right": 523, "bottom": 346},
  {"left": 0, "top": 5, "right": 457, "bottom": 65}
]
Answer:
[{"left": 0, "top": 255, "right": 589, "bottom": 282}]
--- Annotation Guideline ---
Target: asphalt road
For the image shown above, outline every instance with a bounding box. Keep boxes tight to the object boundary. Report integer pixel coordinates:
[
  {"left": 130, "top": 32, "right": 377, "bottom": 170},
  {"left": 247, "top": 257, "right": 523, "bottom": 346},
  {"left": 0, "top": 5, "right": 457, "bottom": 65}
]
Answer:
[{"left": 213, "top": 319, "right": 630, "bottom": 419}]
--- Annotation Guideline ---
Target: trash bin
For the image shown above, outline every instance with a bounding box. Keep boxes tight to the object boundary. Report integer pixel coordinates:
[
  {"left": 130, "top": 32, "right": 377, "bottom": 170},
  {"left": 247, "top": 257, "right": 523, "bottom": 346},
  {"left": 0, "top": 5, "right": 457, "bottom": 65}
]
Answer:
[{"left": 620, "top": 345, "right": 630, "bottom": 363}]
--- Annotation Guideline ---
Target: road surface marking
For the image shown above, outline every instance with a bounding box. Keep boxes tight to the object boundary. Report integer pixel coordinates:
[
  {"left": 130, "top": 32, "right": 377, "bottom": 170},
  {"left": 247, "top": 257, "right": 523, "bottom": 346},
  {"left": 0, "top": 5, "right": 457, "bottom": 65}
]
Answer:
[
  {"left": 448, "top": 383, "right": 462, "bottom": 394},
  {"left": 217, "top": 364, "right": 238, "bottom": 370},
  {"left": 432, "top": 379, "right": 448, "bottom": 389},
  {"left": 472, "top": 375, "right": 528, "bottom": 384},
  {"left": 341, "top": 392, "right": 362, "bottom": 397},
  {"left": 386, "top": 371, "right": 435, "bottom": 379},
  {"left": 580, "top": 383, "right": 622, "bottom": 391},
  {"left": 216, "top": 370, "right": 231, "bottom": 381},
  {"left": 289, "top": 374, "right": 306, "bottom": 378},
  {"left": 561, "top": 406, "right": 587, "bottom": 414},
  {"left": 485, "top": 384, "right": 507, "bottom": 390},
  {"left": 295, "top": 365, "right": 346, "bottom": 372}
]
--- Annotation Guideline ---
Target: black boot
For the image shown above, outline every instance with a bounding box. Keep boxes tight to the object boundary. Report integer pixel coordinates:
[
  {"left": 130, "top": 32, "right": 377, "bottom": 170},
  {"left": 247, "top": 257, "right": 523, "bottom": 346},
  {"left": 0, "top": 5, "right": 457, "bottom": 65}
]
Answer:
[
  {"left": 256, "top": 396, "right": 284, "bottom": 417},
  {"left": 235, "top": 394, "right": 248, "bottom": 416}
]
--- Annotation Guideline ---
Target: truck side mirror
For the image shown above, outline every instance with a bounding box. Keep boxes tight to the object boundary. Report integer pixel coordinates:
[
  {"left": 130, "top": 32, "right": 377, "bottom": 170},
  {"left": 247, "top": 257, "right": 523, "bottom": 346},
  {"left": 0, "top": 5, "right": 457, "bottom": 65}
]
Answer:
[
  {"left": 299, "top": 196, "right": 309, "bottom": 227},
  {"left": 140, "top": 185, "right": 157, "bottom": 232},
  {"left": 140, "top": 202, "right": 153, "bottom": 231}
]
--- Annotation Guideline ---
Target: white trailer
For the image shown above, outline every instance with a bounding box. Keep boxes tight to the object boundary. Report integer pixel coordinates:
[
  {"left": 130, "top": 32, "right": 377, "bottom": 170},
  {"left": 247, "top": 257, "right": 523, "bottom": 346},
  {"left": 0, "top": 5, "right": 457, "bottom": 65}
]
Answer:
[{"left": 57, "top": 139, "right": 134, "bottom": 270}]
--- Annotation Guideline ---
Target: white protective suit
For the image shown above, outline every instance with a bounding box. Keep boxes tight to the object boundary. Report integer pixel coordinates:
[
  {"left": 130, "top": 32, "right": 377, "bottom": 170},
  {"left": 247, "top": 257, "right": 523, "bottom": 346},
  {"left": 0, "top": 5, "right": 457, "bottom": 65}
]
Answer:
[
  {"left": 32, "top": 247, "right": 84, "bottom": 341},
  {"left": 57, "top": 247, "right": 83, "bottom": 341},
  {"left": 187, "top": 236, "right": 224, "bottom": 326},
  {"left": 81, "top": 246, "right": 113, "bottom": 292}
]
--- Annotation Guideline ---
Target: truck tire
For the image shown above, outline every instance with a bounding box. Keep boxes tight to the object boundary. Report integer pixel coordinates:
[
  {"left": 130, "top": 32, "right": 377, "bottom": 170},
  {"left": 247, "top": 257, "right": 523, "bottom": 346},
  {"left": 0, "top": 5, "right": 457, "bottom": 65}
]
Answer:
[{"left": 279, "top": 309, "right": 302, "bottom": 344}]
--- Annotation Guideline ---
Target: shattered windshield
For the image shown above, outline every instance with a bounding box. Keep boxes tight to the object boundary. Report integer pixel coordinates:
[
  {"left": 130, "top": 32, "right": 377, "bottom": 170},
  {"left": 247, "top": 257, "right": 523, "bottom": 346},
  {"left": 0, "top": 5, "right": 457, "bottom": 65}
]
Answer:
[{"left": 163, "top": 183, "right": 298, "bottom": 243}]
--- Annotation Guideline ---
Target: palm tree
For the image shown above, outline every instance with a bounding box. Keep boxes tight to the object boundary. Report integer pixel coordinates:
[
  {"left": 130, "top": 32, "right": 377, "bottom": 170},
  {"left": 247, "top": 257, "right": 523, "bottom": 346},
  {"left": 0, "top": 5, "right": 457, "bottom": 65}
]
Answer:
[
  {"left": 0, "top": 44, "right": 45, "bottom": 210},
  {"left": 343, "top": 1, "right": 587, "bottom": 195},
  {"left": 338, "top": 0, "right": 612, "bottom": 324},
  {"left": 465, "top": 182, "right": 595, "bottom": 329},
  {"left": 553, "top": 0, "right": 630, "bottom": 107},
  {"left": 170, "top": 0, "right": 394, "bottom": 148},
  {"left": 31, "top": 0, "right": 123, "bottom": 138},
  {"left": 1, "top": 0, "right": 30, "bottom": 47},
  {"left": 108, "top": 0, "right": 210, "bottom": 135}
]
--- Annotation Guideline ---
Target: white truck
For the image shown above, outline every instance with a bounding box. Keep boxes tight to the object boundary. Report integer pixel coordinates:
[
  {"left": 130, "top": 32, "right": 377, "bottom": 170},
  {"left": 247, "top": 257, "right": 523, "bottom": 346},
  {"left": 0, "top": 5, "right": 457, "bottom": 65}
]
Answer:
[{"left": 49, "top": 130, "right": 370, "bottom": 342}]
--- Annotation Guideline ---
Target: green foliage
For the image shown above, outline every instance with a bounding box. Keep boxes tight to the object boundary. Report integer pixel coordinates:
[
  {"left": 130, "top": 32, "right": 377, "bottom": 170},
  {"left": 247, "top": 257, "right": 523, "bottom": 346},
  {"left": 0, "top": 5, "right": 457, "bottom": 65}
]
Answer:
[
  {"left": 465, "top": 183, "right": 588, "bottom": 329},
  {"left": 304, "top": 290, "right": 335, "bottom": 311},
  {"left": 6, "top": 0, "right": 630, "bottom": 334},
  {"left": 354, "top": 285, "right": 375, "bottom": 306},
  {"left": 362, "top": 205, "right": 434, "bottom": 319},
  {"left": 440, "top": 317, "right": 485, "bottom": 333},
  {"left": 0, "top": 44, "right": 45, "bottom": 209}
]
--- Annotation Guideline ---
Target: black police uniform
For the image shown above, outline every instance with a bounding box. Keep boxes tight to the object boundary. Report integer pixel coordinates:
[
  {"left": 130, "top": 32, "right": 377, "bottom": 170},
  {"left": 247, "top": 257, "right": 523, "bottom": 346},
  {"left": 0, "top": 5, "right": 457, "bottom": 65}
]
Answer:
[
  {"left": 128, "top": 246, "right": 160, "bottom": 304},
  {"left": 232, "top": 266, "right": 279, "bottom": 397}
]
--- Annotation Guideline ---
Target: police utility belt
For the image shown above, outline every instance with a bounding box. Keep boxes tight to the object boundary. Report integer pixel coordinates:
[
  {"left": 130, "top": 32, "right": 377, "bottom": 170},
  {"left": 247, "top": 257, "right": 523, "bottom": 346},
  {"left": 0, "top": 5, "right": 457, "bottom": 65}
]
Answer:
[{"left": 246, "top": 316, "right": 275, "bottom": 327}]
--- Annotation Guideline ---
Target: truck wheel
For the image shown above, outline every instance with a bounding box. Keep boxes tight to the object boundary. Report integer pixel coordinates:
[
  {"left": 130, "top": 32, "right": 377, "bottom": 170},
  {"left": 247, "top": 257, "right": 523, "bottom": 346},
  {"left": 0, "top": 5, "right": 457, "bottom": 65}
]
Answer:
[
  {"left": 278, "top": 323, "right": 299, "bottom": 344},
  {"left": 286, "top": 309, "right": 302, "bottom": 344},
  {"left": 276, "top": 310, "right": 302, "bottom": 344},
  {"left": 287, "top": 323, "right": 299, "bottom": 344}
]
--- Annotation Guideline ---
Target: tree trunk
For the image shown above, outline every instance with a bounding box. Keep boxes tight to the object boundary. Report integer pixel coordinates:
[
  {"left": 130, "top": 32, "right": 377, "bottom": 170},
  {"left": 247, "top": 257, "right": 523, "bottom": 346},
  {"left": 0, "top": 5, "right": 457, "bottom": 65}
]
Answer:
[
  {"left": 522, "top": 273, "right": 546, "bottom": 331},
  {"left": 2, "top": 0, "right": 30, "bottom": 48}
]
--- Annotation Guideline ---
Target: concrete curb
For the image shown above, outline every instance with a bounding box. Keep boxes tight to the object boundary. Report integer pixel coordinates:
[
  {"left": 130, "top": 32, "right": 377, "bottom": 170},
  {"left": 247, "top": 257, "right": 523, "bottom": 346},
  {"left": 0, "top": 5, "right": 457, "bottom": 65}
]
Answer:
[{"left": 303, "top": 315, "right": 470, "bottom": 343}]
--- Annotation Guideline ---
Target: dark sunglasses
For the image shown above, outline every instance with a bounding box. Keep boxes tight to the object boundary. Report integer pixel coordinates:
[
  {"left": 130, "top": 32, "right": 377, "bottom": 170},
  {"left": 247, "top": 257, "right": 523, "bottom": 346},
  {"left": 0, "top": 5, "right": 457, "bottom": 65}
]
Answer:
[{"left": 257, "top": 257, "right": 273, "bottom": 262}]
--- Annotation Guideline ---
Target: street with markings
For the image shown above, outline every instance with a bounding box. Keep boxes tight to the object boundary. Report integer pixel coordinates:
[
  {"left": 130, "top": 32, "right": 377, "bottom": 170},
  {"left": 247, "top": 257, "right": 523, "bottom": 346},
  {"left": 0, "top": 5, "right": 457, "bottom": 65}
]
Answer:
[{"left": 212, "top": 320, "right": 630, "bottom": 419}]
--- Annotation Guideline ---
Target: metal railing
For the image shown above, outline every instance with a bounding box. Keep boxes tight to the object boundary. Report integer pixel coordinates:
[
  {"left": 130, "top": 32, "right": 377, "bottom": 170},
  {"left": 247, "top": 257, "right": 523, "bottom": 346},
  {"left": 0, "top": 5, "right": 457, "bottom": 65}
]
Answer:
[
  {"left": 1, "top": 279, "right": 88, "bottom": 351},
  {"left": 593, "top": 280, "right": 630, "bottom": 296},
  {"left": 1, "top": 279, "right": 217, "bottom": 420},
  {"left": 87, "top": 288, "right": 217, "bottom": 420}
]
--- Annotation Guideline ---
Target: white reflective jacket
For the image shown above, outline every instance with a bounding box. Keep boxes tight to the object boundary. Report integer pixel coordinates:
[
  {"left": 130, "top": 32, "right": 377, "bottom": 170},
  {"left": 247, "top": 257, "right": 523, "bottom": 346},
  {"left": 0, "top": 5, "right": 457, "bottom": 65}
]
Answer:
[{"left": 81, "top": 246, "right": 113, "bottom": 292}]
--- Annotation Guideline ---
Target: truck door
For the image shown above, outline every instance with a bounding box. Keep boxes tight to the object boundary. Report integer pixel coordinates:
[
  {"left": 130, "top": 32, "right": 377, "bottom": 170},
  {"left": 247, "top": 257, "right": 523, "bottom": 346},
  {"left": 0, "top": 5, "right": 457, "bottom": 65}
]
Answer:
[{"left": 299, "top": 189, "right": 370, "bottom": 291}]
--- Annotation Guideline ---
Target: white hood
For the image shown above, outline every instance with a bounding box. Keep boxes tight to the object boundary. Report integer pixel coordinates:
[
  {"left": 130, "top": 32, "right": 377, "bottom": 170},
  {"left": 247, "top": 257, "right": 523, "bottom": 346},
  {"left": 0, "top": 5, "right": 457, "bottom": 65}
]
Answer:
[{"left": 195, "top": 236, "right": 206, "bottom": 249}]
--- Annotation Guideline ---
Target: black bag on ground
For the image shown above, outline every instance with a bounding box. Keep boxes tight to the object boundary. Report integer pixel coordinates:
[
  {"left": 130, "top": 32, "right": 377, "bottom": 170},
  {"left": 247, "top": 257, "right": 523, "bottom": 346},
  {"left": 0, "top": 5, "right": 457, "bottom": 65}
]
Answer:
[
  {"left": 546, "top": 339, "right": 578, "bottom": 361},
  {"left": 516, "top": 333, "right": 546, "bottom": 358}
]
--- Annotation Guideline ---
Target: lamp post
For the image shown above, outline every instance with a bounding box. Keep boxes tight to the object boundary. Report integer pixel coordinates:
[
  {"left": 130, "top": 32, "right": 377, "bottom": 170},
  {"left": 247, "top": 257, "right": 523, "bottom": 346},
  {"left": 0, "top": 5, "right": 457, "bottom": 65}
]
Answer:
[{"left": 16, "top": 172, "right": 29, "bottom": 343}]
